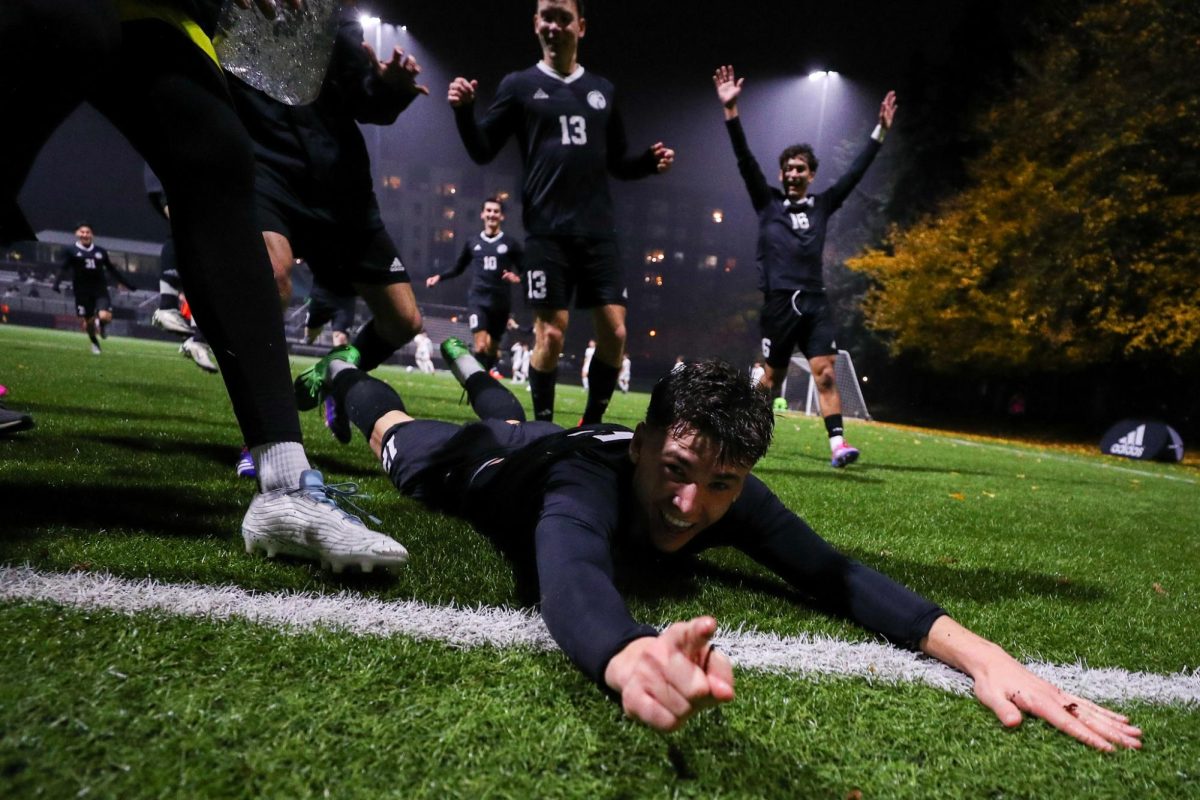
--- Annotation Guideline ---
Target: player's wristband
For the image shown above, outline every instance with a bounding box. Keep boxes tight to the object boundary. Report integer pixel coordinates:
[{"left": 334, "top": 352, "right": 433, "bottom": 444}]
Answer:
[{"left": 871, "top": 124, "right": 887, "bottom": 143}]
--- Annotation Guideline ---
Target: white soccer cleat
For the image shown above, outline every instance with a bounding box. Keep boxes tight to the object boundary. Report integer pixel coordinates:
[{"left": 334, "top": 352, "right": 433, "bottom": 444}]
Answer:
[
  {"left": 152, "top": 308, "right": 194, "bottom": 335},
  {"left": 180, "top": 337, "right": 219, "bottom": 373},
  {"left": 241, "top": 469, "right": 408, "bottom": 573}
]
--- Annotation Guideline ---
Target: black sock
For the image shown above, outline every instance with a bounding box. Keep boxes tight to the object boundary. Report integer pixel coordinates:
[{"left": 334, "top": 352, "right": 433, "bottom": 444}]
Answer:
[
  {"left": 352, "top": 319, "right": 403, "bottom": 372},
  {"left": 88, "top": 329, "right": 100, "bottom": 347},
  {"left": 332, "top": 368, "right": 406, "bottom": 440},
  {"left": 465, "top": 371, "right": 525, "bottom": 422},
  {"left": 824, "top": 413, "right": 844, "bottom": 438},
  {"left": 581, "top": 359, "right": 619, "bottom": 425},
  {"left": 529, "top": 367, "right": 556, "bottom": 422}
]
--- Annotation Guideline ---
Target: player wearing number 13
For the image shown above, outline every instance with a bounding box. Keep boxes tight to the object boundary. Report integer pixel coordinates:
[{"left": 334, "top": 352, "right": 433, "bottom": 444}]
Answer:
[{"left": 449, "top": 0, "right": 675, "bottom": 426}]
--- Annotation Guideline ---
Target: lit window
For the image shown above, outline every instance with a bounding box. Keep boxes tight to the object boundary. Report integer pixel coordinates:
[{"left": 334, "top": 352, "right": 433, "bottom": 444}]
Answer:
[
  {"left": 644, "top": 248, "right": 665, "bottom": 264},
  {"left": 648, "top": 329, "right": 657, "bottom": 337},
  {"left": 440, "top": 183, "right": 457, "bottom": 196},
  {"left": 443, "top": 208, "right": 456, "bottom": 220},
  {"left": 724, "top": 257, "right": 737, "bottom": 272},
  {"left": 434, "top": 229, "right": 455, "bottom": 242},
  {"left": 384, "top": 176, "right": 403, "bottom": 190},
  {"left": 711, "top": 209, "right": 724, "bottom": 223},
  {"left": 700, "top": 255, "right": 718, "bottom": 271}
]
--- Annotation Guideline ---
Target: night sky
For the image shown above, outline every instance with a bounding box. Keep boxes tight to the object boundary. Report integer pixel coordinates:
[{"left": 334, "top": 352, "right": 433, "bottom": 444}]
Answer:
[{"left": 17, "top": 1, "right": 1031, "bottom": 244}]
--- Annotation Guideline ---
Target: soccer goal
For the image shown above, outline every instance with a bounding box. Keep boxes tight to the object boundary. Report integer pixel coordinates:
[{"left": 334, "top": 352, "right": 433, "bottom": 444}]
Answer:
[{"left": 780, "top": 350, "right": 871, "bottom": 419}]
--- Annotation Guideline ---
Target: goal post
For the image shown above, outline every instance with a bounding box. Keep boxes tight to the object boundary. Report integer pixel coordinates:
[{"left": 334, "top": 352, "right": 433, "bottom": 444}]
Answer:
[{"left": 781, "top": 350, "right": 871, "bottom": 419}]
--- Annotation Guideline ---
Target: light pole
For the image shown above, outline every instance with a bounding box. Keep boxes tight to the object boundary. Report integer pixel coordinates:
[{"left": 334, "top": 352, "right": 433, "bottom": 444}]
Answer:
[{"left": 807, "top": 70, "right": 838, "bottom": 154}]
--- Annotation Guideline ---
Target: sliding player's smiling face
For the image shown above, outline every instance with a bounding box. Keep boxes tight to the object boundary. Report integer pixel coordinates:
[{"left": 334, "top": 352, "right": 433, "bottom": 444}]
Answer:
[
  {"left": 75, "top": 226, "right": 94, "bottom": 246},
  {"left": 535, "top": 0, "right": 585, "bottom": 66},
  {"left": 629, "top": 424, "right": 749, "bottom": 553}
]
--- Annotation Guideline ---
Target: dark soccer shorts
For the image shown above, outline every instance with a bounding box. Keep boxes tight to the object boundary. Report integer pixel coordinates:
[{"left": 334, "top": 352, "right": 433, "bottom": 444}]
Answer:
[
  {"left": 468, "top": 303, "right": 511, "bottom": 341},
  {"left": 74, "top": 287, "right": 112, "bottom": 318},
  {"left": 759, "top": 289, "right": 838, "bottom": 369},
  {"left": 306, "top": 283, "right": 357, "bottom": 334},
  {"left": 257, "top": 190, "right": 410, "bottom": 295},
  {"left": 380, "top": 418, "right": 560, "bottom": 512},
  {"left": 521, "top": 236, "right": 625, "bottom": 310}
]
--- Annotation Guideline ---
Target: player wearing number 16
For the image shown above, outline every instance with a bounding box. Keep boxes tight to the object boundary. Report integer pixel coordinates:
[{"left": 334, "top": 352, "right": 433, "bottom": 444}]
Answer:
[{"left": 449, "top": 0, "right": 675, "bottom": 426}]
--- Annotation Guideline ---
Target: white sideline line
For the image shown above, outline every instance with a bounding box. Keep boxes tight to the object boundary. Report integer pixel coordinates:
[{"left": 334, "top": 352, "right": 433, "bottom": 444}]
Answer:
[
  {"left": 1, "top": 565, "right": 1197, "bottom": 707},
  {"left": 907, "top": 430, "right": 1199, "bottom": 485}
]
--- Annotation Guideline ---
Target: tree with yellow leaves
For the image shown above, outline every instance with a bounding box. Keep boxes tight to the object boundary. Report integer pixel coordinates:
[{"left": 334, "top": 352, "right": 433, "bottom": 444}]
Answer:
[{"left": 848, "top": 0, "right": 1199, "bottom": 373}]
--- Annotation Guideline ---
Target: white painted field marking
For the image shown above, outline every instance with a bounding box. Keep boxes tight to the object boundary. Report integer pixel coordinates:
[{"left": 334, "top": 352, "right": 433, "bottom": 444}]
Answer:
[{"left": 2, "top": 566, "right": 1196, "bottom": 707}]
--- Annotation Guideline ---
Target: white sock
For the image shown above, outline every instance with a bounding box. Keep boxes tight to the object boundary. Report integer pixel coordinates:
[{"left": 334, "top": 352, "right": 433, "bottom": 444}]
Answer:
[
  {"left": 327, "top": 359, "right": 357, "bottom": 379},
  {"left": 252, "top": 441, "right": 311, "bottom": 491},
  {"left": 829, "top": 435, "right": 845, "bottom": 452}
]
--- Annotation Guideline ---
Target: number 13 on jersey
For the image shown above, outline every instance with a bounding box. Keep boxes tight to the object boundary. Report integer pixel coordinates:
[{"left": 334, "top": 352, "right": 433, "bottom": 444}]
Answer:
[{"left": 559, "top": 115, "right": 587, "bottom": 145}]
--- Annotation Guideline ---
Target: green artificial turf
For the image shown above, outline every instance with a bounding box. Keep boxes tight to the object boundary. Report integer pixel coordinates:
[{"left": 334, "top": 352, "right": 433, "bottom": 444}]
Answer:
[{"left": 1, "top": 325, "right": 1198, "bottom": 799}]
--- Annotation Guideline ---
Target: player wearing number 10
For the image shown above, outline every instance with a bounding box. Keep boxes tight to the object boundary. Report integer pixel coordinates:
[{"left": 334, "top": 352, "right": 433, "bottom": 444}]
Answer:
[{"left": 449, "top": 0, "right": 675, "bottom": 425}]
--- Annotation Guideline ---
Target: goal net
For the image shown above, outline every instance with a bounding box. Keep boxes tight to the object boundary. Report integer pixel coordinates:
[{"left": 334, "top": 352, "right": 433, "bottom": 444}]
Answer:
[{"left": 780, "top": 350, "right": 871, "bottom": 419}]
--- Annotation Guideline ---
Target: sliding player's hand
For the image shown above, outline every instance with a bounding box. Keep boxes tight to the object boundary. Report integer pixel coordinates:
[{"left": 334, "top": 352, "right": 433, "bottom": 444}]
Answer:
[
  {"left": 448, "top": 77, "right": 478, "bottom": 108},
  {"left": 604, "top": 616, "right": 734, "bottom": 732},
  {"left": 971, "top": 650, "right": 1142, "bottom": 751}
]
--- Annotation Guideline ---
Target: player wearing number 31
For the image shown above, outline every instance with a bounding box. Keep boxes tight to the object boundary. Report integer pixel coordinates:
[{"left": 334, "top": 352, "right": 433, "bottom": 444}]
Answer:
[{"left": 449, "top": 0, "right": 674, "bottom": 427}]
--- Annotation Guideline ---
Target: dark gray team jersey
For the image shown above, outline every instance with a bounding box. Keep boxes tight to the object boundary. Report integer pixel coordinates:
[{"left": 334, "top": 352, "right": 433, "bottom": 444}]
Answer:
[
  {"left": 437, "top": 231, "right": 524, "bottom": 308},
  {"left": 454, "top": 63, "right": 659, "bottom": 239},
  {"left": 727, "top": 117, "right": 881, "bottom": 293},
  {"left": 57, "top": 244, "right": 128, "bottom": 293},
  {"left": 395, "top": 420, "right": 946, "bottom": 685}
]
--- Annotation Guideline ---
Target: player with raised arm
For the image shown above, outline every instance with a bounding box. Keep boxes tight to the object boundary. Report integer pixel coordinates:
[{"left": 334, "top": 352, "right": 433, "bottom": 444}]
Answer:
[
  {"left": 293, "top": 341, "right": 1141, "bottom": 749},
  {"left": 425, "top": 197, "right": 524, "bottom": 372},
  {"left": 448, "top": 0, "right": 674, "bottom": 425},
  {"left": 53, "top": 223, "right": 135, "bottom": 354},
  {"left": 714, "top": 64, "right": 894, "bottom": 468}
]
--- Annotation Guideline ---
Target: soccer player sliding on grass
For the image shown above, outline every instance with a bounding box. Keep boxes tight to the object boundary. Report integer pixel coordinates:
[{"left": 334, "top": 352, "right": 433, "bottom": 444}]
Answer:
[{"left": 301, "top": 341, "right": 1140, "bottom": 750}]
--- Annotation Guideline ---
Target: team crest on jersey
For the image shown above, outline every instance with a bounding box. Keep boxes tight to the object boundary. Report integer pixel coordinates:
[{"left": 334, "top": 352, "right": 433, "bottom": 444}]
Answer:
[
  {"left": 587, "top": 91, "right": 606, "bottom": 110},
  {"left": 497, "top": 244, "right": 508, "bottom": 254},
  {"left": 474, "top": 244, "right": 482, "bottom": 251},
  {"left": 389, "top": 257, "right": 405, "bottom": 272},
  {"left": 533, "top": 88, "right": 550, "bottom": 100}
]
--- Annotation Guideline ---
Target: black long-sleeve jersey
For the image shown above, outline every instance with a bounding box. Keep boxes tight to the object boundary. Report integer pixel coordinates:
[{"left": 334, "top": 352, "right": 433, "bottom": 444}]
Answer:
[
  {"left": 57, "top": 244, "right": 131, "bottom": 292},
  {"left": 227, "top": 7, "right": 420, "bottom": 215},
  {"left": 417, "top": 422, "right": 945, "bottom": 686},
  {"left": 454, "top": 63, "right": 659, "bottom": 239},
  {"left": 436, "top": 232, "right": 524, "bottom": 308},
  {"left": 727, "top": 117, "right": 881, "bottom": 293}
]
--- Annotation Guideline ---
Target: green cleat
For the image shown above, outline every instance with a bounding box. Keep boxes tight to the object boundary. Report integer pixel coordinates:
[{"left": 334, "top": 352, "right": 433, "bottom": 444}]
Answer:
[
  {"left": 772, "top": 396, "right": 789, "bottom": 412},
  {"left": 294, "top": 344, "right": 361, "bottom": 411},
  {"left": 439, "top": 337, "right": 476, "bottom": 387},
  {"left": 439, "top": 336, "right": 471, "bottom": 364}
]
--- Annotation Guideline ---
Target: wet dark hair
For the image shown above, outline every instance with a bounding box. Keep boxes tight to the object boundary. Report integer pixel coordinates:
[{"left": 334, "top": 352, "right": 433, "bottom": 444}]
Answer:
[
  {"left": 778, "top": 144, "right": 818, "bottom": 174},
  {"left": 75, "top": 221, "right": 93, "bottom": 231},
  {"left": 481, "top": 196, "right": 505, "bottom": 212},
  {"left": 645, "top": 360, "right": 774, "bottom": 469}
]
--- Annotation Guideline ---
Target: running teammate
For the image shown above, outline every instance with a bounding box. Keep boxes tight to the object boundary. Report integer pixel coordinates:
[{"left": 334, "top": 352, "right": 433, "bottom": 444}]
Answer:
[
  {"left": 295, "top": 343, "right": 1141, "bottom": 749},
  {"left": 52, "top": 223, "right": 135, "bottom": 354},
  {"left": 449, "top": 0, "right": 675, "bottom": 425},
  {"left": 226, "top": 5, "right": 428, "bottom": 442},
  {"left": 3, "top": 0, "right": 410, "bottom": 573},
  {"left": 144, "top": 167, "right": 218, "bottom": 373},
  {"left": 425, "top": 197, "right": 524, "bottom": 371},
  {"left": 714, "top": 65, "right": 894, "bottom": 468}
]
